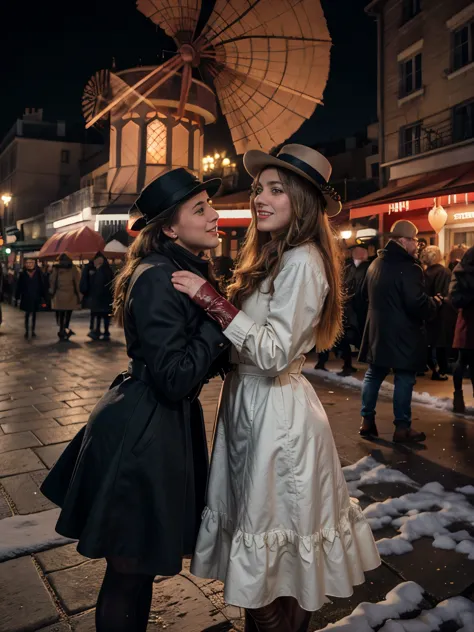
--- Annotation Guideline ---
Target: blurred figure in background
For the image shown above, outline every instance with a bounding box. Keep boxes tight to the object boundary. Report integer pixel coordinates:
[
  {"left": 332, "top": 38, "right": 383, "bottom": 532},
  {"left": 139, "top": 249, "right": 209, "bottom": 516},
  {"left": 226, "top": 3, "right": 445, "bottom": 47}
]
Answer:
[
  {"left": 449, "top": 244, "right": 468, "bottom": 271},
  {"left": 337, "top": 245, "right": 371, "bottom": 377},
  {"left": 15, "top": 257, "right": 46, "bottom": 338},
  {"left": 449, "top": 246, "right": 474, "bottom": 413},
  {"left": 50, "top": 254, "right": 82, "bottom": 341},
  {"left": 421, "top": 246, "right": 456, "bottom": 381},
  {"left": 80, "top": 252, "right": 114, "bottom": 341}
]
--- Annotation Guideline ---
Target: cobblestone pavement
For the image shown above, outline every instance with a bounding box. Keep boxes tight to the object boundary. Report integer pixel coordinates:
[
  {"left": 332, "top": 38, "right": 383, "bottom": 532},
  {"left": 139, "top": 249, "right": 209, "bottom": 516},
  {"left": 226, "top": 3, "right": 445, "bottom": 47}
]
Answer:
[{"left": 0, "top": 304, "right": 474, "bottom": 632}]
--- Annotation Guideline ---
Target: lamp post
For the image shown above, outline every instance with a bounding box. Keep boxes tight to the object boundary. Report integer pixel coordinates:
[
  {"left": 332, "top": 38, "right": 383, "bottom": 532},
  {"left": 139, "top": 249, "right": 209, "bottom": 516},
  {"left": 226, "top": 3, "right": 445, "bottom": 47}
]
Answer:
[{"left": 1, "top": 194, "right": 12, "bottom": 247}]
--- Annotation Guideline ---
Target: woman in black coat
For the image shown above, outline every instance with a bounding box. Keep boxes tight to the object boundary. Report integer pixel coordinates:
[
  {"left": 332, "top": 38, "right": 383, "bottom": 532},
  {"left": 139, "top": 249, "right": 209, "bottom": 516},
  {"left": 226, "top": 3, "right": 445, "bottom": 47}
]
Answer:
[
  {"left": 41, "top": 168, "right": 229, "bottom": 631},
  {"left": 420, "top": 246, "right": 456, "bottom": 380},
  {"left": 449, "top": 246, "right": 474, "bottom": 413},
  {"left": 15, "top": 257, "right": 46, "bottom": 338},
  {"left": 80, "top": 252, "right": 114, "bottom": 340}
]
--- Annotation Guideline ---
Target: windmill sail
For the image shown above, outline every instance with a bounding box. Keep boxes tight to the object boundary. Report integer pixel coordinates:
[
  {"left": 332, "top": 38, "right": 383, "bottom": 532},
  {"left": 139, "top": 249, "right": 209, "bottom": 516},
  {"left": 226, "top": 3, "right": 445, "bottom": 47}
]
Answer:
[
  {"left": 199, "top": 0, "right": 331, "bottom": 153},
  {"left": 137, "top": 0, "right": 203, "bottom": 43}
]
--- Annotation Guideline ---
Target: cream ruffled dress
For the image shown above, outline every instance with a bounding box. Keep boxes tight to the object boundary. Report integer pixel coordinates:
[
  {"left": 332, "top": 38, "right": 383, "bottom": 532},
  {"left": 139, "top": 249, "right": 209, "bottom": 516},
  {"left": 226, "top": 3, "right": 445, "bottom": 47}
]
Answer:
[{"left": 191, "top": 244, "right": 380, "bottom": 610}]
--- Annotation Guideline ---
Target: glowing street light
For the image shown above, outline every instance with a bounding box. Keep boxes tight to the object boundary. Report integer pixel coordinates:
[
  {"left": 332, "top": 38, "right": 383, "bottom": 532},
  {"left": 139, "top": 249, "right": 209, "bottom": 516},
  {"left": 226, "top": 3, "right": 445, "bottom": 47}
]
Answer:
[
  {"left": 214, "top": 153, "right": 220, "bottom": 160},
  {"left": 1, "top": 194, "right": 12, "bottom": 205},
  {"left": 222, "top": 157, "right": 231, "bottom": 166}
]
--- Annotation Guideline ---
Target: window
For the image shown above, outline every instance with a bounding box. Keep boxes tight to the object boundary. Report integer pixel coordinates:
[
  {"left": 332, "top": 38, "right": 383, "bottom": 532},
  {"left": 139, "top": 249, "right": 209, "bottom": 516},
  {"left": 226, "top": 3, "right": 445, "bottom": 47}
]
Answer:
[
  {"left": 371, "top": 162, "right": 380, "bottom": 179},
  {"left": 146, "top": 120, "right": 167, "bottom": 164},
  {"left": 453, "top": 21, "right": 474, "bottom": 70},
  {"left": 400, "top": 122, "right": 422, "bottom": 157},
  {"left": 61, "top": 149, "right": 70, "bottom": 164},
  {"left": 453, "top": 100, "right": 474, "bottom": 142},
  {"left": 399, "top": 53, "right": 422, "bottom": 97},
  {"left": 402, "top": 0, "right": 420, "bottom": 24}
]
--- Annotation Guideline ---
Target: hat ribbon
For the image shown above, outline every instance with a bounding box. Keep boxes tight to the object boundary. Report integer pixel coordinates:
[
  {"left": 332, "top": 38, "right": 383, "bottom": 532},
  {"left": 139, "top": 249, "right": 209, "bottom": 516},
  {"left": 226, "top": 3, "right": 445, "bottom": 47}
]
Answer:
[{"left": 277, "top": 153, "right": 328, "bottom": 188}]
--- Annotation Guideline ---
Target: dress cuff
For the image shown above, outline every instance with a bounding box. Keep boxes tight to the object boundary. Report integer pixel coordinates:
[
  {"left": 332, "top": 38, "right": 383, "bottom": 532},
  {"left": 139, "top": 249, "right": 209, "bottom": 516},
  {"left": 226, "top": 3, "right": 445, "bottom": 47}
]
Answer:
[{"left": 223, "top": 310, "right": 255, "bottom": 352}]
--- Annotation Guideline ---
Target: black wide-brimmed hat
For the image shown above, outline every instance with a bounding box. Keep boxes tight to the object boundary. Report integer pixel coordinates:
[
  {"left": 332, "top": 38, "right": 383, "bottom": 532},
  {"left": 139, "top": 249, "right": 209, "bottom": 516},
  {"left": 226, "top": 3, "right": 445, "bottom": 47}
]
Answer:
[
  {"left": 129, "top": 168, "right": 221, "bottom": 231},
  {"left": 244, "top": 144, "right": 342, "bottom": 217}
]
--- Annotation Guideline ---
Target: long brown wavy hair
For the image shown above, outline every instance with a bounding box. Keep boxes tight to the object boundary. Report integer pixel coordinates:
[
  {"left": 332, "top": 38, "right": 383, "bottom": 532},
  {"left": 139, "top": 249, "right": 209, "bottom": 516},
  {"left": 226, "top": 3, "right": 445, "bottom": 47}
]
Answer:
[
  {"left": 113, "top": 217, "right": 174, "bottom": 327},
  {"left": 227, "top": 168, "right": 343, "bottom": 351}
]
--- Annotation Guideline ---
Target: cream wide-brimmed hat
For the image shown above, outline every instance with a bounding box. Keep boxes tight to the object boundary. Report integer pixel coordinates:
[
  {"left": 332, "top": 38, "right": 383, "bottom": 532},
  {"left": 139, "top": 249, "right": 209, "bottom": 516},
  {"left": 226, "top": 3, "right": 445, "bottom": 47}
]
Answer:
[{"left": 244, "top": 144, "right": 342, "bottom": 217}]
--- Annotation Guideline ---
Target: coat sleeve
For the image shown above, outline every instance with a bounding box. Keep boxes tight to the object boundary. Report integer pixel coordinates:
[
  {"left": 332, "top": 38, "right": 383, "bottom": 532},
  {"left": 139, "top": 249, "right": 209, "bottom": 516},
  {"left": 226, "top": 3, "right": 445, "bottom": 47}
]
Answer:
[
  {"left": 400, "top": 264, "right": 437, "bottom": 321},
  {"left": 222, "top": 260, "right": 329, "bottom": 375},
  {"left": 449, "top": 268, "right": 474, "bottom": 309},
  {"left": 15, "top": 273, "right": 24, "bottom": 300},
  {"left": 130, "top": 265, "right": 229, "bottom": 402}
]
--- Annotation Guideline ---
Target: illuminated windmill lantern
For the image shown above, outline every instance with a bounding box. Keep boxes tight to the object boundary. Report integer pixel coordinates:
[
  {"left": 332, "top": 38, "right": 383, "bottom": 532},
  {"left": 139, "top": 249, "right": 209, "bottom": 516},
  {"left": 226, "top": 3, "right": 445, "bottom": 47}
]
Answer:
[{"left": 83, "top": 0, "right": 333, "bottom": 204}]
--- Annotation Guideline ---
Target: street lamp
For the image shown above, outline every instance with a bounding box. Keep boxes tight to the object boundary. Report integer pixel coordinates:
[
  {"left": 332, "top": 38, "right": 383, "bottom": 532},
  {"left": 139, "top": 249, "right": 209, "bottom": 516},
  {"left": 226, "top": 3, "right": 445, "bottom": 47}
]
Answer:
[
  {"left": 1, "top": 194, "right": 12, "bottom": 245},
  {"left": 1, "top": 194, "right": 12, "bottom": 205}
]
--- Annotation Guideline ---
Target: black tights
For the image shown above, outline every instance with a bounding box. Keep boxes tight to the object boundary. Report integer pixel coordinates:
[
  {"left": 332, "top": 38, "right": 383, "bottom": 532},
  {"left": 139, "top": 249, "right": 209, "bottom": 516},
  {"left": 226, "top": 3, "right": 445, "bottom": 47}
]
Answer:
[
  {"left": 24, "top": 311, "right": 37, "bottom": 332},
  {"left": 453, "top": 349, "right": 474, "bottom": 391},
  {"left": 92, "top": 313, "right": 110, "bottom": 334},
  {"left": 95, "top": 560, "right": 154, "bottom": 632},
  {"left": 57, "top": 310, "right": 72, "bottom": 333},
  {"left": 246, "top": 597, "right": 311, "bottom": 632}
]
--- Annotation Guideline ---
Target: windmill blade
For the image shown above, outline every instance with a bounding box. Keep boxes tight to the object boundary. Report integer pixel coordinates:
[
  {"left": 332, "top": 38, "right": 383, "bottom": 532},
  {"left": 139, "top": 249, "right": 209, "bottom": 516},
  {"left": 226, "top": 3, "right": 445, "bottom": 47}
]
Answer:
[
  {"left": 137, "top": 0, "right": 203, "bottom": 45},
  {"left": 199, "top": 0, "right": 331, "bottom": 153}
]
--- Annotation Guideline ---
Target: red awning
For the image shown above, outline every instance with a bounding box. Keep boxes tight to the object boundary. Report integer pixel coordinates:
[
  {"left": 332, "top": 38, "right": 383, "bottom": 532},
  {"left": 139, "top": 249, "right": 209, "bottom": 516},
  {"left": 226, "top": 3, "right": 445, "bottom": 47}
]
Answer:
[
  {"left": 349, "top": 161, "right": 474, "bottom": 219},
  {"left": 38, "top": 226, "right": 106, "bottom": 260}
]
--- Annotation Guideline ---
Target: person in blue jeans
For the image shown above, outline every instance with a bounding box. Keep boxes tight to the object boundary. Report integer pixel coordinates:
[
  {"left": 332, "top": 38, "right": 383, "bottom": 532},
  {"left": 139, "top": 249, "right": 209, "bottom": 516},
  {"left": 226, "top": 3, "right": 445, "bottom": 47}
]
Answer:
[{"left": 358, "top": 220, "right": 441, "bottom": 443}]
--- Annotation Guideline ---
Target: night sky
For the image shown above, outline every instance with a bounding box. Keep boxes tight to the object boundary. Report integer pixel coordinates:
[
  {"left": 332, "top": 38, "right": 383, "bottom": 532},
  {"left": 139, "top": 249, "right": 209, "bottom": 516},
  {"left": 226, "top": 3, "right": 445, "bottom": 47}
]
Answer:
[{"left": 0, "top": 0, "right": 377, "bottom": 153}]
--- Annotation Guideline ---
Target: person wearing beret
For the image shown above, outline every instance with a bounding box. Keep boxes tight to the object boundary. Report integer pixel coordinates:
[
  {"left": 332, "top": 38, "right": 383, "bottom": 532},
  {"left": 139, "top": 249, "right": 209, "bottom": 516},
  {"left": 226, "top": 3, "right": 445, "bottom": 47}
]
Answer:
[
  {"left": 40, "top": 168, "right": 231, "bottom": 631},
  {"left": 172, "top": 145, "right": 380, "bottom": 632}
]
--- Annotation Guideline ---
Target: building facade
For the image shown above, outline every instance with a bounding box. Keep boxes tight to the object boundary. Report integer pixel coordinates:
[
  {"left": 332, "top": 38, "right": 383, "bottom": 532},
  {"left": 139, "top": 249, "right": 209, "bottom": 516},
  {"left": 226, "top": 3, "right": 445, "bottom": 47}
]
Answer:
[
  {"left": 0, "top": 109, "right": 103, "bottom": 251},
  {"left": 350, "top": 0, "right": 474, "bottom": 252}
]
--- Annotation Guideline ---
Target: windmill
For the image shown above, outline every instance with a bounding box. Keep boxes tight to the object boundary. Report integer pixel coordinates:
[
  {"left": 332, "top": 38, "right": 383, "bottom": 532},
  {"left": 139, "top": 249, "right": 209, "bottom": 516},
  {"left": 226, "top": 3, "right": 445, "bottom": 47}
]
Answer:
[{"left": 83, "top": 0, "right": 333, "bottom": 156}]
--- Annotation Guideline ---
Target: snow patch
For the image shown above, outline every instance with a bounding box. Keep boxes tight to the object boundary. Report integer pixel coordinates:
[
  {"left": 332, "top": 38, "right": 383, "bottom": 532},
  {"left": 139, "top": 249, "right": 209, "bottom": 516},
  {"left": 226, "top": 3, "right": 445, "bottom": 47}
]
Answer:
[
  {"left": 457, "top": 485, "right": 474, "bottom": 495},
  {"left": 0, "top": 509, "right": 74, "bottom": 561},
  {"left": 318, "top": 582, "right": 474, "bottom": 631},
  {"left": 342, "top": 456, "right": 474, "bottom": 563}
]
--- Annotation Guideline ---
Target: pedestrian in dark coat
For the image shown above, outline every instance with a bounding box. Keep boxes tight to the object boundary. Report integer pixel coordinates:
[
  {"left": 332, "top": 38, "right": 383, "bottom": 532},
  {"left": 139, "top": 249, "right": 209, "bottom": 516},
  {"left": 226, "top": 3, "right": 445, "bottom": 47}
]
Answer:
[
  {"left": 358, "top": 220, "right": 439, "bottom": 443},
  {"left": 449, "top": 246, "right": 474, "bottom": 413},
  {"left": 80, "top": 252, "right": 114, "bottom": 340},
  {"left": 15, "top": 258, "right": 46, "bottom": 338},
  {"left": 337, "top": 246, "right": 371, "bottom": 376},
  {"left": 420, "top": 246, "right": 456, "bottom": 380},
  {"left": 40, "top": 168, "right": 229, "bottom": 632}
]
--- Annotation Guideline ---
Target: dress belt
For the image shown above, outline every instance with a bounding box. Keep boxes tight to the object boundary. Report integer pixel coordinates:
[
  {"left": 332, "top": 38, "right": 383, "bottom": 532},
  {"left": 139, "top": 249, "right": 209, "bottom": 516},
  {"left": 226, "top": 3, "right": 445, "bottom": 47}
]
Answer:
[{"left": 234, "top": 358, "right": 306, "bottom": 377}]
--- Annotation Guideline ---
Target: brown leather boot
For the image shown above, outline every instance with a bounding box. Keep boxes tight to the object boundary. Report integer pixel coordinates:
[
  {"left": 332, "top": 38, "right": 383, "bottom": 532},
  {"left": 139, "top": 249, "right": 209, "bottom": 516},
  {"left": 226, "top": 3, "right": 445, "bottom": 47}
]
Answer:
[
  {"left": 359, "top": 417, "right": 378, "bottom": 438},
  {"left": 393, "top": 428, "right": 426, "bottom": 443}
]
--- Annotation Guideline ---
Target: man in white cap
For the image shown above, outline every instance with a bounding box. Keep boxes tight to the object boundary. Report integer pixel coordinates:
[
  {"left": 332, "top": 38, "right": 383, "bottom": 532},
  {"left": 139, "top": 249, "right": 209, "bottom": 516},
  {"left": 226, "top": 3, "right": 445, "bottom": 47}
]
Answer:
[{"left": 358, "top": 220, "right": 441, "bottom": 443}]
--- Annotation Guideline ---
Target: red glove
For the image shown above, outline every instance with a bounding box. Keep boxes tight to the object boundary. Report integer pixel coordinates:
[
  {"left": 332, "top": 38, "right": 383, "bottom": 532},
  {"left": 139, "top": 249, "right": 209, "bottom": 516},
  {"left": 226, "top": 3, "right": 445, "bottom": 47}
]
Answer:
[{"left": 193, "top": 282, "right": 239, "bottom": 330}]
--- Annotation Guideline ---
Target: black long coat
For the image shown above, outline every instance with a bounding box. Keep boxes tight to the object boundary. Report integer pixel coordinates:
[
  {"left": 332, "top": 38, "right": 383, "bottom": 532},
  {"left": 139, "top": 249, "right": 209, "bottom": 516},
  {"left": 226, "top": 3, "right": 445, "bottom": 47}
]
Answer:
[
  {"left": 449, "top": 253, "right": 474, "bottom": 350},
  {"left": 80, "top": 262, "right": 114, "bottom": 313},
  {"left": 15, "top": 268, "right": 45, "bottom": 312},
  {"left": 340, "top": 260, "right": 370, "bottom": 348},
  {"left": 359, "top": 240, "right": 437, "bottom": 372},
  {"left": 41, "top": 245, "right": 229, "bottom": 576},
  {"left": 424, "top": 264, "right": 456, "bottom": 348}
]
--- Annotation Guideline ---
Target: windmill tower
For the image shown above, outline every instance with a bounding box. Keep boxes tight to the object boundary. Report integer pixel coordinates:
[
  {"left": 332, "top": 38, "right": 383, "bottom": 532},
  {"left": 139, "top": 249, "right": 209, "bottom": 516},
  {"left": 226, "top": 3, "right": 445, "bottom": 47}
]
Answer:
[{"left": 83, "top": 0, "right": 333, "bottom": 202}]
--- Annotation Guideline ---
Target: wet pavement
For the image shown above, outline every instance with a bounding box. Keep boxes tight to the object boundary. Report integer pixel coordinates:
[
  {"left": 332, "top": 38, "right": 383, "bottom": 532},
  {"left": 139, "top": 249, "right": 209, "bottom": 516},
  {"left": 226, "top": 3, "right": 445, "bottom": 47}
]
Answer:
[{"left": 0, "top": 303, "right": 473, "bottom": 631}]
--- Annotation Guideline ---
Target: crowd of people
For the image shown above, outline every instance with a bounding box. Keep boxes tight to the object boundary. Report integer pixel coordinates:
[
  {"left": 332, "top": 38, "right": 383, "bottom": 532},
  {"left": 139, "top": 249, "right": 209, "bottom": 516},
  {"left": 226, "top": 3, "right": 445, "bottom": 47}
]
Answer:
[
  {"left": 0, "top": 252, "right": 116, "bottom": 341},
  {"left": 315, "top": 225, "right": 474, "bottom": 430}
]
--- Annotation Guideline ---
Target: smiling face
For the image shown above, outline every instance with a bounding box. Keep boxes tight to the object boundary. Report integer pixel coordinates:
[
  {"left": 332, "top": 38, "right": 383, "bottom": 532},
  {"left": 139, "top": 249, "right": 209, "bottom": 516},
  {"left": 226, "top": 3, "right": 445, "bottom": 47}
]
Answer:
[
  {"left": 163, "top": 190, "right": 220, "bottom": 255},
  {"left": 253, "top": 168, "right": 293, "bottom": 234}
]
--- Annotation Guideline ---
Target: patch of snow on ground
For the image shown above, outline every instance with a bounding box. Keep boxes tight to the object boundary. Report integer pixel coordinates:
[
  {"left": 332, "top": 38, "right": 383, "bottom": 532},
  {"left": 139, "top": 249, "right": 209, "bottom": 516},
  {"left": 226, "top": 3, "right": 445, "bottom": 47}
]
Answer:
[
  {"left": 0, "top": 508, "right": 74, "bottom": 561},
  {"left": 456, "top": 485, "right": 474, "bottom": 495},
  {"left": 342, "top": 456, "right": 474, "bottom": 562},
  {"left": 306, "top": 367, "right": 474, "bottom": 415},
  {"left": 318, "top": 582, "right": 474, "bottom": 631}
]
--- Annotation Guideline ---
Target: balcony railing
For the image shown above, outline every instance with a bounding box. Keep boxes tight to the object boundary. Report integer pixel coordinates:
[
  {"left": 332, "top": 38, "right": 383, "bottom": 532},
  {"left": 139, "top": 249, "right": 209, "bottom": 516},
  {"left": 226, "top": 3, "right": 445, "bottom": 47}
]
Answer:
[
  {"left": 399, "top": 110, "right": 473, "bottom": 159},
  {"left": 44, "top": 185, "right": 110, "bottom": 225}
]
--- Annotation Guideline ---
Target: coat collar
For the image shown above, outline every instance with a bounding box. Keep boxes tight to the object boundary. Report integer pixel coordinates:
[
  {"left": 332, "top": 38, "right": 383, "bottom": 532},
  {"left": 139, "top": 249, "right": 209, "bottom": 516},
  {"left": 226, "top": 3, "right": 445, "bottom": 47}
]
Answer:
[{"left": 378, "top": 239, "right": 417, "bottom": 264}]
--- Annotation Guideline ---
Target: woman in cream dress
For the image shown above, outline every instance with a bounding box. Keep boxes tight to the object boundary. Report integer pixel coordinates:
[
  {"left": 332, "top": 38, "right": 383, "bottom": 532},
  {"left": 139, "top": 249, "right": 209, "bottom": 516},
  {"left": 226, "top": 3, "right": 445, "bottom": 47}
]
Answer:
[{"left": 172, "top": 145, "right": 380, "bottom": 632}]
